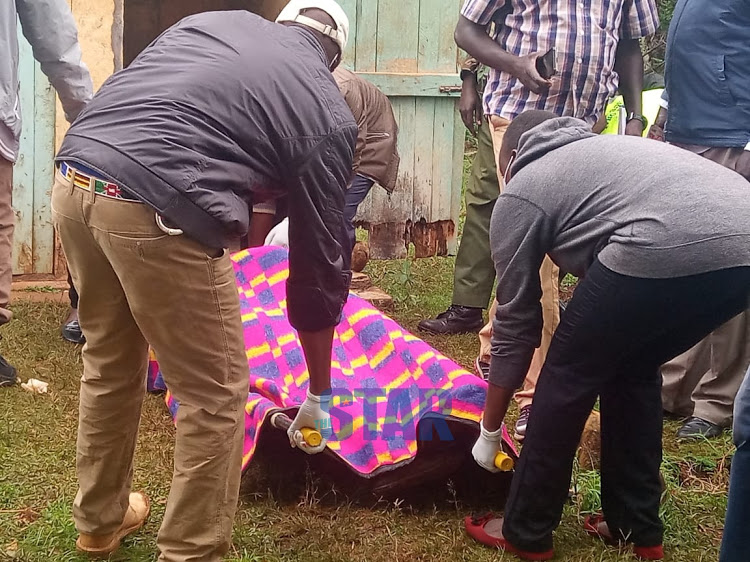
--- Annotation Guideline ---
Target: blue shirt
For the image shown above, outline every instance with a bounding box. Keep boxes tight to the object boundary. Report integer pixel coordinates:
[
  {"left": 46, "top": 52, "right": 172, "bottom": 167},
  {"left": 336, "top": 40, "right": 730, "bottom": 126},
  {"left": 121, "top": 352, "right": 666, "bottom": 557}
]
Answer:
[{"left": 664, "top": 0, "right": 750, "bottom": 147}]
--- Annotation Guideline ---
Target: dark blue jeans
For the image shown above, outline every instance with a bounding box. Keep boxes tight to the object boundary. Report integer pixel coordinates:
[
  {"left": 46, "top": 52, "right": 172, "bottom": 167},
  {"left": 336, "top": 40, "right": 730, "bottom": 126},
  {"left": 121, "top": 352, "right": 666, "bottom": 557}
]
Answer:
[
  {"left": 720, "top": 366, "right": 750, "bottom": 562},
  {"left": 344, "top": 174, "right": 374, "bottom": 248}
]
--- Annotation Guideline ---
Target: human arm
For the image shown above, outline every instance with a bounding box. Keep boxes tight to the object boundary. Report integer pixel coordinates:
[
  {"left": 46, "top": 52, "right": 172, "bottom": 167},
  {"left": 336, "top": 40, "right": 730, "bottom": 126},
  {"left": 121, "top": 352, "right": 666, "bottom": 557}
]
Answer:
[
  {"left": 335, "top": 75, "right": 366, "bottom": 176},
  {"left": 16, "top": 0, "right": 93, "bottom": 122},
  {"left": 475, "top": 196, "right": 552, "bottom": 454},
  {"left": 285, "top": 127, "right": 356, "bottom": 453},
  {"left": 350, "top": 104, "right": 366, "bottom": 179},
  {"left": 614, "top": 39, "right": 646, "bottom": 136},
  {"left": 454, "top": 12, "right": 551, "bottom": 94},
  {"left": 459, "top": 57, "right": 483, "bottom": 135},
  {"left": 616, "top": 0, "right": 660, "bottom": 136}
]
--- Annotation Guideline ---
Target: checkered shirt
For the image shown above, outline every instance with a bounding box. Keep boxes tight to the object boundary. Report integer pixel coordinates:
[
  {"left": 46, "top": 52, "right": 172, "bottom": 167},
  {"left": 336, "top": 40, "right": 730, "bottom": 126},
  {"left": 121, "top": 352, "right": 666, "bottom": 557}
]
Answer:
[{"left": 461, "top": 0, "right": 659, "bottom": 124}]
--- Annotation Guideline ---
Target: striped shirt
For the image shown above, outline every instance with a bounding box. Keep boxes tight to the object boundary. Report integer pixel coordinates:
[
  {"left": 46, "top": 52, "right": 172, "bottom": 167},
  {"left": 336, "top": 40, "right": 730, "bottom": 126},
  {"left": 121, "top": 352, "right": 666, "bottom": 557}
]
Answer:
[{"left": 461, "top": 0, "right": 659, "bottom": 124}]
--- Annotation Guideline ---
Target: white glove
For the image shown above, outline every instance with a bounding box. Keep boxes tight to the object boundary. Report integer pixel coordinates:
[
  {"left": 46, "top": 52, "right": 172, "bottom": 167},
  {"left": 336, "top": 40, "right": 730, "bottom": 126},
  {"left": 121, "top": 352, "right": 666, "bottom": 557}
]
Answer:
[
  {"left": 288, "top": 390, "right": 332, "bottom": 455},
  {"left": 264, "top": 217, "right": 289, "bottom": 248},
  {"left": 472, "top": 421, "right": 505, "bottom": 473}
]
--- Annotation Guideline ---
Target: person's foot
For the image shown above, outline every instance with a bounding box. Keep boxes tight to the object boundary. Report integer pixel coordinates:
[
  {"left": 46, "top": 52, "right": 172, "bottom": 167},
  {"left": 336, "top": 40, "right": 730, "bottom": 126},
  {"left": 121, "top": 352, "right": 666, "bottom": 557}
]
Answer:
[
  {"left": 62, "top": 308, "right": 85, "bottom": 345},
  {"left": 76, "top": 492, "right": 150, "bottom": 558},
  {"left": 514, "top": 405, "right": 532, "bottom": 441},
  {"left": 417, "top": 305, "right": 483, "bottom": 335},
  {"left": 465, "top": 513, "right": 554, "bottom": 560},
  {"left": 0, "top": 354, "right": 17, "bottom": 387},
  {"left": 676, "top": 417, "right": 723, "bottom": 440},
  {"left": 583, "top": 515, "right": 664, "bottom": 560},
  {"left": 474, "top": 357, "right": 490, "bottom": 380}
]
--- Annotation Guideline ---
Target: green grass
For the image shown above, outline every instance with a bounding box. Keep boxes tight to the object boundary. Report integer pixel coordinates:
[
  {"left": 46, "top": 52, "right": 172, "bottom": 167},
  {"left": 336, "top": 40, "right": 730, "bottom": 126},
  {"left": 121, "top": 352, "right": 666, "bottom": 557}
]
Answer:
[
  {"left": 0, "top": 283, "right": 734, "bottom": 561},
  {"left": 0, "top": 150, "right": 734, "bottom": 560},
  {"left": 0, "top": 143, "right": 731, "bottom": 561}
]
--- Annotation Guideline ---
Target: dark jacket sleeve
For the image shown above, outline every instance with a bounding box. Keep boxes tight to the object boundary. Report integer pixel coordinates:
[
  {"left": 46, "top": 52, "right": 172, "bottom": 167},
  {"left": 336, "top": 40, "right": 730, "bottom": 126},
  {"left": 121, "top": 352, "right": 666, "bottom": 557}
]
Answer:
[
  {"left": 335, "top": 78, "right": 366, "bottom": 180},
  {"left": 286, "top": 126, "right": 356, "bottom": 332},
  {"left": 489, "top": 194, "right": 554, "bottom": 389}
]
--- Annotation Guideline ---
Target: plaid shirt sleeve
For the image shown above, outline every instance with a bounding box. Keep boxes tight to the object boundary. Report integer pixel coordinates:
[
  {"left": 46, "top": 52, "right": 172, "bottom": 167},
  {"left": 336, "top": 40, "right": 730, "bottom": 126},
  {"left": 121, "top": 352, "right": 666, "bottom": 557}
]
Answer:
[
  {"left": 461, "top": 0, "right": 507, "bottom": 25},
  {"left": 620, "top": 0, "right": 660, "bottom": 39}
]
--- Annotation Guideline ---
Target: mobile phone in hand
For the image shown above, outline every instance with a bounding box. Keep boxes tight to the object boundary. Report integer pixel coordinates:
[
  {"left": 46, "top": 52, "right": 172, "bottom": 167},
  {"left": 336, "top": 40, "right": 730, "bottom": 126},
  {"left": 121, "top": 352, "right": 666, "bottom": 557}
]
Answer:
[{"left": 536, "top": 48, "right": 556, "bottom": 79}]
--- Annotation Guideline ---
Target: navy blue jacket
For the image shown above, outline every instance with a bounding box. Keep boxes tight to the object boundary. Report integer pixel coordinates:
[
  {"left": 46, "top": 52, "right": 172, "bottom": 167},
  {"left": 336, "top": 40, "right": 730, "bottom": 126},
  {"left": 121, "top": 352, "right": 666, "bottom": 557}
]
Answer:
[
  {"left": 57, "top": 11, "right": 357, "bottom": 332},
  {"left": 664, "top": 0, "right": 750, "bottom": 147}
]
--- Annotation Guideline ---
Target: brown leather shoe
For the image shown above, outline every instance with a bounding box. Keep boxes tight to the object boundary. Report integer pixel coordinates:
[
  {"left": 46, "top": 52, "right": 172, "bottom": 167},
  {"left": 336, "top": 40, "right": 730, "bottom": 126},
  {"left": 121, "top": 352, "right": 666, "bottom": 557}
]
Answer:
[{"left": 76, "top": 492, "right": 150, "bottom": 558}]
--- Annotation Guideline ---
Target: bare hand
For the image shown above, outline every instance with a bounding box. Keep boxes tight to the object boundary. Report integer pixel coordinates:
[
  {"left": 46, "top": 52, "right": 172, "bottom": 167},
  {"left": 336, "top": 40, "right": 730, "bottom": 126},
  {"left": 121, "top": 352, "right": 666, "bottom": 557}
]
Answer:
[
  {"left": 624, "top": 119, "right": 645, "bottom": 137},
  {"left": 511, "top": 53, "right": 552, "bottom": 94},
  {"left": 647, "top": 107, "right": 668, "bottom": 141},
  {"left": 459, "top": 80, "right": 483, "bottom": 136},
  {"left": 646, "top": 123, "right": 665, "bottom": 142}
]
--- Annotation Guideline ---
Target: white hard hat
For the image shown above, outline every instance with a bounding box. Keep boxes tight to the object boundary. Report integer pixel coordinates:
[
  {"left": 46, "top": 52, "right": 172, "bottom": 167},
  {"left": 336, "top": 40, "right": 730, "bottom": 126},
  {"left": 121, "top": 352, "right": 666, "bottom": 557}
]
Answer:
[{"left": 276, "top": 0, "right": 350, "bottom": 54}]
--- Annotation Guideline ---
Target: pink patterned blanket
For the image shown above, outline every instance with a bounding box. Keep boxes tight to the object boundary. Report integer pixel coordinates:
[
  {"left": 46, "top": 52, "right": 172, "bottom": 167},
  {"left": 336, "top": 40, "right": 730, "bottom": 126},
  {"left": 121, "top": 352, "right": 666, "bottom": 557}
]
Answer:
[{"left": 148, "top": 247, "right": 516, "bottom": 476}]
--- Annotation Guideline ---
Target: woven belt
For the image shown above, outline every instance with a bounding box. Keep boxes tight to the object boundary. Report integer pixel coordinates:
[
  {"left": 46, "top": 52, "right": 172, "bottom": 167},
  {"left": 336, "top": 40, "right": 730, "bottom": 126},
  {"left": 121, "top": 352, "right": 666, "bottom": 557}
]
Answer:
[{"left": 59, "top": 162, "right": 139, "bottom": 201}]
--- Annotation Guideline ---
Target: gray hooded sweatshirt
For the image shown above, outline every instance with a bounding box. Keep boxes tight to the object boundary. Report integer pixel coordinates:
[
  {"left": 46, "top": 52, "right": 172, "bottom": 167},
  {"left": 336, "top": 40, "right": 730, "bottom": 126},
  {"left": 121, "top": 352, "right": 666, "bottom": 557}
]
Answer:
[{"left": 489, "top": 117, "right": 750, "bottom": 389}]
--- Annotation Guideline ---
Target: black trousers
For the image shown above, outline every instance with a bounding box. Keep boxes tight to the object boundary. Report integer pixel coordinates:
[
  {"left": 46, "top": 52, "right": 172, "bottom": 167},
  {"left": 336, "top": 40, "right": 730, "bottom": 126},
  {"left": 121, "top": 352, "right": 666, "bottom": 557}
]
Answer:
[
  {"left": 68, "top": 271, "right": 78, "bottom": 309},
  {"left": 503, "top": 260, "right": 750, "bottom": 553}
]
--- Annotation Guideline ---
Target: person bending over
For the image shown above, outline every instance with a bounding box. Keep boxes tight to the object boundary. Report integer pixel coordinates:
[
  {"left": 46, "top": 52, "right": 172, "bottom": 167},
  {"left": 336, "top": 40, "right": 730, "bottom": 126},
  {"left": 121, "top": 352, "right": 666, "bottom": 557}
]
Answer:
[
  {"left": 52, "top": 2, "right": 355, "bottom": 560},
  {"left": 467, "top": 111, "right": 750, "bottom": 561}
]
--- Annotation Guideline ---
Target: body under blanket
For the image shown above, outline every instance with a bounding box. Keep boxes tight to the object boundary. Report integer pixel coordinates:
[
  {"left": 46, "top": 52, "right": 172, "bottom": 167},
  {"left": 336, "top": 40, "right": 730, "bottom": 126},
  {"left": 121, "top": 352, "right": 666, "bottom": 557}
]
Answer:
[{"left": 148, "top": 247, "right": 517, "bottom": 477}]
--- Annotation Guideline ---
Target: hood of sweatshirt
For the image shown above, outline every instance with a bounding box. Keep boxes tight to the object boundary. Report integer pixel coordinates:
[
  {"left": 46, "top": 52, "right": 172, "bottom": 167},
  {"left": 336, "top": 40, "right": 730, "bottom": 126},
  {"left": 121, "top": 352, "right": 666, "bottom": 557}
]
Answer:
[{"left": 511, "top": 117, "right": 597, "bottom": 176}]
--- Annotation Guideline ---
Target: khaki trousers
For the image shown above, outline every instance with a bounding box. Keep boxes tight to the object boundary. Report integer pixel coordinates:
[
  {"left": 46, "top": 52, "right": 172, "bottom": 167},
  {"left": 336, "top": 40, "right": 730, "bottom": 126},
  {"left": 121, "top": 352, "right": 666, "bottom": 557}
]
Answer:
[
  {"left": 479, "top": 115, "right": 561, "bottom": 409},
  {"left": 661, "top": 145, "right": 750, "bottom": 427},
  {"left": 452, "top": 118, "right": 502, "bottom": 309},
  {"left": 52, "top": 170, "right": 248, "bottom": 562},
  {"left": 0, "top": 158, "right": 14, "bottom": 325}
]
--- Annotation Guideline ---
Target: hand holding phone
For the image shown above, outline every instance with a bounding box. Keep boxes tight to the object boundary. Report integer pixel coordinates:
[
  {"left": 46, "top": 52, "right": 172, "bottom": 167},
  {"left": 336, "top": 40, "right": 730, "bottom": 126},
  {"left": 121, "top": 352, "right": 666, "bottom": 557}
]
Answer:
[
  {"left": 513, "top": 50, "right": 555, "bottom": 94},
  {"left": 535, "top": 48, "right": 557, "bottom": 80}
]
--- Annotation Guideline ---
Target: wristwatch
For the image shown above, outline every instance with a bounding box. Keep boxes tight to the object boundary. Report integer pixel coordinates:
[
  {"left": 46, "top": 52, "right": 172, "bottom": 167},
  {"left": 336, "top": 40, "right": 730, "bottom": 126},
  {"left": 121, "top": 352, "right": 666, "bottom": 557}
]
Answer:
[
  {"left": 626, "top": 112, "right": 648, "bottom": 131},
  {"left": 460, "top": 67, "right": 478, "bottom": 81}
]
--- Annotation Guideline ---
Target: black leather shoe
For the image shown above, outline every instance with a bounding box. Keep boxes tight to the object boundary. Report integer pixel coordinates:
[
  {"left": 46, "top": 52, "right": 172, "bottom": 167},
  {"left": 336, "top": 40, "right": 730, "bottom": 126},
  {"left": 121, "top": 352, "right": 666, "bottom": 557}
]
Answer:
[
  {"left": 62, "top": 308, "right": 86, "bottom": 345},
  {"left": 676, "top": 417, "right": 723, "bottom": 440},
  {"left": 0, "top": 354, "right": 17, "bottom": 387},
  {"left": 417, "top": 305, "right": 484, "bottom": 335}
]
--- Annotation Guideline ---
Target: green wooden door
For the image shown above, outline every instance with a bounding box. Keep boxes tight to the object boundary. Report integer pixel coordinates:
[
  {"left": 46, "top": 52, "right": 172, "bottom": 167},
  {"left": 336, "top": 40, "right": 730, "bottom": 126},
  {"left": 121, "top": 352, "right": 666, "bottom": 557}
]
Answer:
[
  {"left": 13, "top": 27, "right": 57, "bottom": 275},
  {"left": 338, "top": 0, "right": 464, "bottom": 259}
]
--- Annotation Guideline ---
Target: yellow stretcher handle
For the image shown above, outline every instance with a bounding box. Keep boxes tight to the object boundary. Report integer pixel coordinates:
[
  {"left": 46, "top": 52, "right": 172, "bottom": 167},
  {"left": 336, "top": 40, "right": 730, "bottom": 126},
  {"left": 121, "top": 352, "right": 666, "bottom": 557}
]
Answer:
[
  {"left": 270, "top": 412, "right": 323, "bottom": 447},
  {"left": 299, "top": 427, "right": 323, "bottom": 447},
  {"left": 494, "top": 451, "right": 515, "bottom": 472}
]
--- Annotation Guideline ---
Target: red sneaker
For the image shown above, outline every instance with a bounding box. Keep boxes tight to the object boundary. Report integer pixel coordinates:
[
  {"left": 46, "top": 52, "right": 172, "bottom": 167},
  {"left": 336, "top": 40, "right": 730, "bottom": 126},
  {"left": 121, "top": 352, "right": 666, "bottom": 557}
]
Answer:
[{"left": 464, "top": 513, "right": 554, "bottom": 561}]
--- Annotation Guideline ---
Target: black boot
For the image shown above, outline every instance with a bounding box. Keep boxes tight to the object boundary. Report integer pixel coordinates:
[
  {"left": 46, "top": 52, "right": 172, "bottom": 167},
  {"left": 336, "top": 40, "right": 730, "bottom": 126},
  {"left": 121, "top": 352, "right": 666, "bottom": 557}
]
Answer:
[
  {"left": 62, "top": 308, "right": 85, "bottom": 345},
  {"left": 676, "top": 417, "right": 723, "bottom": 440},
  {"left": 0, "top": 354, "right": 17, "bottom": 387},
  {"left": 418, "top": 305, "right": 484, "bottom": 335}
]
